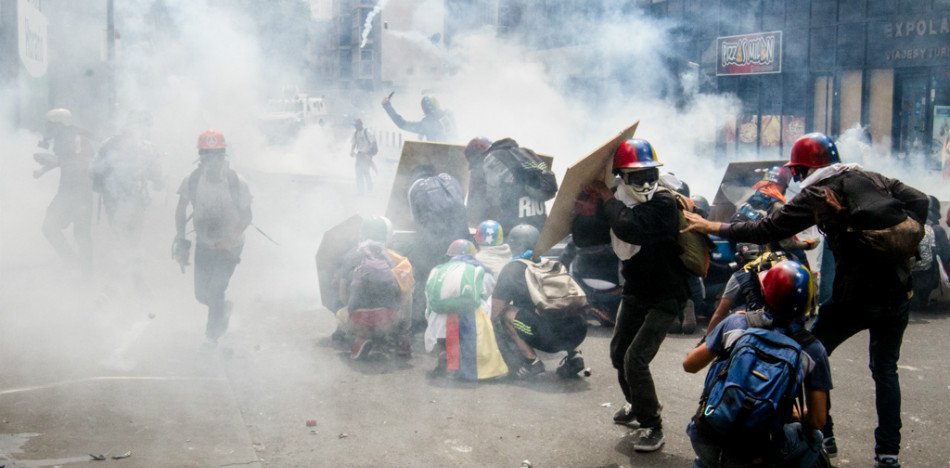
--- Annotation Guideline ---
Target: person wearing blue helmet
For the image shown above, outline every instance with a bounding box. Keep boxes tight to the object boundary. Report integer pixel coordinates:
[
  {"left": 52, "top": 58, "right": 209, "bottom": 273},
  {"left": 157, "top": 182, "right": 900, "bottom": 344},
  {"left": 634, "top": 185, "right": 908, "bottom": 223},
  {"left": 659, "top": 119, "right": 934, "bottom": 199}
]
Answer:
[
  {"left": 473, "top": 220, "right": 510, "bottom": 278},
  {"left": 584, "top": 138, "right": 691, "bottom": 453},
  {"left": 684, "top": 132, "right": 928, "bottom": 468},
  {"left": 381, "top": 94, "right": 456, "bottom": 143}
]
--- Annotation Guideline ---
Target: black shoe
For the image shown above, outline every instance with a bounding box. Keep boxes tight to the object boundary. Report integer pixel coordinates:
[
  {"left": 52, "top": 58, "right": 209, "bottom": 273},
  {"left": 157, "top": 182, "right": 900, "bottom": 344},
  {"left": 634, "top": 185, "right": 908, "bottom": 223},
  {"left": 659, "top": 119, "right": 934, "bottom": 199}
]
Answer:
[
  {"left": 514, "top": 358, "right": 545, "bottom": 378},
  {"left": 556, "top": 351, "right": 585, "bottom": 378},
  {"left": 632, "top": 427, "right": 665, "bottom": 452},
  {"left": 874, "top": 455, "right": 900, "bottom": 468},
  {"left": 823, "top": 436, "right": 838, "bottom": 459},
  {"left": 613, "top": 403, "right": 636, "bottom": 425}
]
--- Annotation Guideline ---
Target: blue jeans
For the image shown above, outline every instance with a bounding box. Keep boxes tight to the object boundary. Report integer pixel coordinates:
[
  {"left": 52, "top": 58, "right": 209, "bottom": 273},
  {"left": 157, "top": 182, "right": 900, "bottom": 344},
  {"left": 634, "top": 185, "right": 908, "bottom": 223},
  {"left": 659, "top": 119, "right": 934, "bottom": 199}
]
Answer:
[
  {"left": 688, "top": 421, "right": 822, "bottom": 468},
  {"left": 194, "top": 244, "right": 242, "bottom": 340},
  {"left": 610, "top": 294, "right": 686, "bottom": 429},
  {"left": 810, "top": 299, "right": 909, "bottom": 455}
]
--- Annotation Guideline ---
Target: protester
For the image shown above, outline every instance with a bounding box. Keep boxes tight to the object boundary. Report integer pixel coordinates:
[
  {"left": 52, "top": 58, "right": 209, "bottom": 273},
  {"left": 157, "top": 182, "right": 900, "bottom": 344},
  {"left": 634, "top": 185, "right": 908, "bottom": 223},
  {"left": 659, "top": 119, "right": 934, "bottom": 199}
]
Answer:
[
  {"left": 350, "top": 118, "right": 378, "bottom": 193},
  {"left": 381, "top": 94, "right": 456, "bottom": 143},
  {"left": 33, "top": 108, "right": 95, "bottom": 270},
  {"left": 684, "top": 132, "right": 928, "bottom": 468},
  {"left": 464, "top": 136, "right": 493, "bottom": 226},
  {"left": 335, "top": 216, "right": 414, "bottom": 359},
  {"left": 173, "top": 129, "right": 253, "bottom": 349},
  {"left": 476, "top": 138, "right": 557, "bottom": 234},
  {"left": 910, "top": 195, "right": 950, "bottom": 309},
  {"left": 704, "top": 247, "right": 790, "bottom": 335},
  {"left": 684, "top": 260, "right": 831, "bottom": 468},
  {"left": 584, "top": 138, "right": 691, "bottom": 452},
  {"left": 490, "top": 254, "right": 587, "bottom": 379}
]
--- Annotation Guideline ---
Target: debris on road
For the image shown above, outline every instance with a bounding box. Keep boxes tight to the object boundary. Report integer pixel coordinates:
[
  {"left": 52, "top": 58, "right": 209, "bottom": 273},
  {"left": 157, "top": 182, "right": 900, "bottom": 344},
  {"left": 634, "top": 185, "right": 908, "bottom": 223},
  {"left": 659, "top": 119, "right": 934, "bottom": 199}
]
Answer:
[
  {"left": 601, "top": 402, "right": 612, "bottom": 407},
  {"left": 112, "top": 451, "right": 132, "bottom": 460},
  {"left": 338, "top": 433, "right": 348, "bottom": 439},
  {"left": 306, "top": 419, "right": 317, "bottom": 427},
  {"left": 522, "top": 460, "right": 533, "bottom": 468},
  {"left": 583, "top": 368, "right": 592, "bottom": 377},
  {"left": 89, "top": 454, "right": 106, "bottom": 461}
]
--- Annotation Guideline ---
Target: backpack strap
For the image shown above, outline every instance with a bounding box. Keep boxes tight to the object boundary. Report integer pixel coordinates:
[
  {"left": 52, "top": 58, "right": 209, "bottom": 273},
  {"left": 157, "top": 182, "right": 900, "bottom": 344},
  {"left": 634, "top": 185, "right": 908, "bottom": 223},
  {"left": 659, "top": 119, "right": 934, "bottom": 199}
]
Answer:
[{"left": 188, "top": 167, "right": 242, "bottom": 212}]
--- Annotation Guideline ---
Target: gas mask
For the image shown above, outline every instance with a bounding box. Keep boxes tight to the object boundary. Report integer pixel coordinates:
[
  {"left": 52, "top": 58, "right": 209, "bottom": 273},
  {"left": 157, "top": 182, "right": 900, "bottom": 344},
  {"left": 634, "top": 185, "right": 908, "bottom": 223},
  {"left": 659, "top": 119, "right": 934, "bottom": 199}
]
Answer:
[
  {"left": 199, "top": 153, "right": 228, "bottom": 181},
  {"left": 619, "top": 168, "right": 659, "bottom": 204}
]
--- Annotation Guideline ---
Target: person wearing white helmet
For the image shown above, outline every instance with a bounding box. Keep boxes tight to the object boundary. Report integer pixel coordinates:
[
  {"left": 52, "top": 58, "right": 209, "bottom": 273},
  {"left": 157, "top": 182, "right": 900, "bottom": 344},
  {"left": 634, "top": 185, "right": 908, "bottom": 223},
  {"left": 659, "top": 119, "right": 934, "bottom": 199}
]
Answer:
[
  {"left": 174, "top": 129, "right": 253, "bottom": 349},
  {"left": 33, "top": 108, "right": 95, "bottom": 269}
]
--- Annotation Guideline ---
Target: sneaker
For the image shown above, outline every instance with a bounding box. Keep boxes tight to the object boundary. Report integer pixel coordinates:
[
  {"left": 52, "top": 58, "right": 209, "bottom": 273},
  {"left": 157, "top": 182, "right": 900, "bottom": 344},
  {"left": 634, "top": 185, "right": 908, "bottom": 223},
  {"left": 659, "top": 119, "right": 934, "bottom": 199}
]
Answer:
[
  {"left": 556, "top": 351, "right": 585, "bottom": 378},
  {"left": 613, "top": 403, "right": 636, "bottom": 425},
  {"left": 822, "top": 436, "right": 838, "bottom": 458},
  {"left": 514, "top": 358, "right": 545, "bottom": 378},
  {"left": 632, "top": 427, "right": 665, "bottom": 452},
  {"left": 351, "top": 338, "right": 372, "bottom": 360},
  {"left": 874, "top": 454, "right": 900, "bottom": 468}
]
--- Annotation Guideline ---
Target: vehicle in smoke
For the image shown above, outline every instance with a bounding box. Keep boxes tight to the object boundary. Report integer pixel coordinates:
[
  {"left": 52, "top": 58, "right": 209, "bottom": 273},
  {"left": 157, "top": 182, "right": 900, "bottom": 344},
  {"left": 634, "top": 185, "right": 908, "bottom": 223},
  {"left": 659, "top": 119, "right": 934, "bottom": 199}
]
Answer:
[{"left": 257, "top": 94, "right": 327, "bottom": 144}]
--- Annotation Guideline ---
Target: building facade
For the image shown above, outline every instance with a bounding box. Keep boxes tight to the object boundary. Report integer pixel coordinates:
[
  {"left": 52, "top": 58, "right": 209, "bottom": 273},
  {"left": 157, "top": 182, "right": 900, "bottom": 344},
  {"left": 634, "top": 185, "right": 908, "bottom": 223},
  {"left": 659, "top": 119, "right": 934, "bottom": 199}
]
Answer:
[{"left": 641, "top": 0, "right": 950, "bottom": 170}]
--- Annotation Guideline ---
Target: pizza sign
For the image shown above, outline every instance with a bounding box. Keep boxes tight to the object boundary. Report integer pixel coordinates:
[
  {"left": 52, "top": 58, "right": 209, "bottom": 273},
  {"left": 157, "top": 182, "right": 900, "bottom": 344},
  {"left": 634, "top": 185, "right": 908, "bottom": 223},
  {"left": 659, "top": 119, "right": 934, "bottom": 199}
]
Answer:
[{"left": 717, "top": 31, "right": 782, "bottom": 76}]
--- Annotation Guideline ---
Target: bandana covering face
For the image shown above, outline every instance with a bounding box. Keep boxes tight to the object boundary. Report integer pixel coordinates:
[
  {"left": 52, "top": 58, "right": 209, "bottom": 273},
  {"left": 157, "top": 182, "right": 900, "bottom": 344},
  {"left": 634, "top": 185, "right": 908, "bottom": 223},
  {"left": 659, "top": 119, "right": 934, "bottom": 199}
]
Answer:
[{"left": 610, "top": 182, "right": 643, "bottom": 261}]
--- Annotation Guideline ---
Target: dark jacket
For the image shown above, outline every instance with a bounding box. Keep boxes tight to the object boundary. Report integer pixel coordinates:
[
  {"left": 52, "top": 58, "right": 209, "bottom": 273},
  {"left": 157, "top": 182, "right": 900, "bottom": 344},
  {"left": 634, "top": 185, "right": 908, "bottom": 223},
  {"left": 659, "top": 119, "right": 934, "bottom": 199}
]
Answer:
[
  {"left": 603, "top": 190, "right": 689, "bottom": 301},
  {"left": 721, "top": 169, "right": 928, "bottom": 304},
  {"left": 382, "top": 102, "right": 455, "bottom": 143}
]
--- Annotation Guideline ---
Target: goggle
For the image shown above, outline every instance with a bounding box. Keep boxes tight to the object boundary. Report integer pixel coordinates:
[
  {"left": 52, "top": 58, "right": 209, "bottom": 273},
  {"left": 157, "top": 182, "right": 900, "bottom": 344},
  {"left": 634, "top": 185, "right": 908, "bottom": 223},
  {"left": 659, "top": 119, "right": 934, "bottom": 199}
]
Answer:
[
  {"left": 788, "top": 165, "right": 807, "bottom": 182},
  {"left": 620, "top": 169, "right": 659, "bottom": 186}
]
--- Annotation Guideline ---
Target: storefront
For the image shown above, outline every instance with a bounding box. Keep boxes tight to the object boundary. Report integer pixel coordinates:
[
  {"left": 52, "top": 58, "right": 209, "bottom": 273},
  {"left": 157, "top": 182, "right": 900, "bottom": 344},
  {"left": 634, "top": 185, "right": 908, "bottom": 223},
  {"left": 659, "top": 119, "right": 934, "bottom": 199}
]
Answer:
[{"left": 644, "top": 0, "right": 950, "bottom": 171}]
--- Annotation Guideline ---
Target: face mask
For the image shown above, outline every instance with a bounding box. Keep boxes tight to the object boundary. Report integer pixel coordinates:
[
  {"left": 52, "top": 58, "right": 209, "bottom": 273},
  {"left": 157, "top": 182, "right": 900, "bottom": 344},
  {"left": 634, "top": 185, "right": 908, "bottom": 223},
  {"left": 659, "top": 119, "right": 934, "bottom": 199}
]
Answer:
[
  {"left": 200, "top": 156, "right": 227, "bottom": 179},
  {"left": 619, "top": 169, "right": 659, "bottom": 203}
]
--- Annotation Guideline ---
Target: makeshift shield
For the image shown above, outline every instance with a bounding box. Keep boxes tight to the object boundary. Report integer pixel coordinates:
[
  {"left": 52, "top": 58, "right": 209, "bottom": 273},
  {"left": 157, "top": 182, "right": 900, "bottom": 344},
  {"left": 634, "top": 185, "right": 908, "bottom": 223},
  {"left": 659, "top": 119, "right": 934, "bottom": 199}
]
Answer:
[
  {"left": 533, "top": 122, "right": 639, "bottom": 258},
  {"left": 315, "top": 214, "right": 363, "bottom": 311}
]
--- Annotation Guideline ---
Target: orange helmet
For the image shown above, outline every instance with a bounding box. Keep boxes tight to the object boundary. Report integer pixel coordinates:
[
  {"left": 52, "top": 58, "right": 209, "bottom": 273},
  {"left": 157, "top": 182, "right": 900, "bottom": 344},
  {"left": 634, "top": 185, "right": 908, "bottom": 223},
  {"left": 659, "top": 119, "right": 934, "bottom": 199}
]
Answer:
[{"left": 197, "top": 129, "right": 227, "bottom": 150}]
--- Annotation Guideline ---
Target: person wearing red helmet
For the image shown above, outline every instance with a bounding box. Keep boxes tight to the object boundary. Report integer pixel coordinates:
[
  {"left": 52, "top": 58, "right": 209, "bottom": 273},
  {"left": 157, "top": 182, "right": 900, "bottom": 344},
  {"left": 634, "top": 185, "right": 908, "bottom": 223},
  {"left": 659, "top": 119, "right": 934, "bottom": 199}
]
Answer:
[
  {"left": 174, "top": 129, "right": 253, "bottom": 349},
  {"left": 683, "top": 260, "right": 831, "bottom": 468},
  {"left": 684, "top": 132, "right": 928, "bottom": 468},
  {"left": 584, "top": 138, "right": 691, "bottom": 453}
]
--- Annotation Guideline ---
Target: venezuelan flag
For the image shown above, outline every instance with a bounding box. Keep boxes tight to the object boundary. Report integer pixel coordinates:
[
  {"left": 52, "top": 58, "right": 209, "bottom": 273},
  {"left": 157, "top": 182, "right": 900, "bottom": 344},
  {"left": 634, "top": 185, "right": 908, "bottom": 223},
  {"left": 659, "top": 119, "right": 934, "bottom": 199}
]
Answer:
[{"left": 445, "top": 307, "right": 508, "bottom": 380}]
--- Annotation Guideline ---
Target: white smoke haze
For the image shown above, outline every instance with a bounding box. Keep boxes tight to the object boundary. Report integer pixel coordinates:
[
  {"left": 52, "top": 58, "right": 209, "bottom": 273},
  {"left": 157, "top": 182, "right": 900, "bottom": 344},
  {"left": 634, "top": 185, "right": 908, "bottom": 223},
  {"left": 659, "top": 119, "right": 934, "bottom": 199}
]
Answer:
[
  {"left": 360, "top": 0, "right": 391, "bottom": 49},
  {"left": 4, "top": 2, "right": 945, "bottom": 460}
]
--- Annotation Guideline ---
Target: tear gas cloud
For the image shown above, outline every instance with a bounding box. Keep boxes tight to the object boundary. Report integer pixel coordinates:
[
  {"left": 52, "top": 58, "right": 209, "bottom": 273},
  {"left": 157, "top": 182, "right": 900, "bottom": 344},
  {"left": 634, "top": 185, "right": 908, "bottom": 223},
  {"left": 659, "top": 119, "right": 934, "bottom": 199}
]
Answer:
[{"left": 1, "top": 0, "right": 945, "bottom": 431}]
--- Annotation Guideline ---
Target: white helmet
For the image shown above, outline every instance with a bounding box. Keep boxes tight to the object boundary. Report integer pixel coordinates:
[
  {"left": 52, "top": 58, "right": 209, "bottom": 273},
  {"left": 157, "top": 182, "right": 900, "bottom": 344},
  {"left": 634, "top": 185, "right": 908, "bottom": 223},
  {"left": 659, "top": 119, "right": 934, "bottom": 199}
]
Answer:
[{"left": 45, "top": 108, "right": 73, "bottom": 126}]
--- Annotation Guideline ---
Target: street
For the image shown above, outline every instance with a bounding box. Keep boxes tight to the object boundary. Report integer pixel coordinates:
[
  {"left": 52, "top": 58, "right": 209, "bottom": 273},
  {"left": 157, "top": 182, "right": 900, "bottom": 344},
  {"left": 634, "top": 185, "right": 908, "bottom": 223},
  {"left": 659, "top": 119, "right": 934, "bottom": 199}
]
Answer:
[{"left": 2, "top": 166, "right": 949, "bottom": 468}]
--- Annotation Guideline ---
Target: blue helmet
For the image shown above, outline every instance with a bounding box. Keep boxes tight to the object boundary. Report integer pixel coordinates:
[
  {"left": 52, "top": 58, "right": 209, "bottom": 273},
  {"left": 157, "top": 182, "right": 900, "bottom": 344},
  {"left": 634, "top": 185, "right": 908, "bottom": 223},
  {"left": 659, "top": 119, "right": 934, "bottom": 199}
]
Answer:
[{"left": 475, "top": 220, "right": 503, "bottom": 246}]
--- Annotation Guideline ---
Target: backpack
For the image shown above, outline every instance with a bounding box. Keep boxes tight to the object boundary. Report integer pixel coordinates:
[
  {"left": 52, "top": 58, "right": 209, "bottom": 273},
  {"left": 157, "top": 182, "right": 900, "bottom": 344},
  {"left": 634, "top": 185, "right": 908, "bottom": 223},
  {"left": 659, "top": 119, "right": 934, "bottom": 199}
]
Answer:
[
  {"left": 662, "top": 188, "right": 712, "bottom": 277},
  {"left": 425, "top": 261, "right": 486, "bottom": 314},
  {"left": 516, "top": 258, "right": 588, "bottom": 317},
  {"left": 483, "top": 138, "right": 558, "bottom": 202},
  {"left": 363, "top": 129, "right": 379, "bottom": 156},
  {"left": 694, "top": 327, "right": 814, "bottom": 459},
  {"left": 188, "top": 167, "right": 241, "bottom": 211},
  {"left": 408, "top": 173, "right": 466, "bottom": 227},
  {"left": 912, "top": 224, "right": 936, "bottom": 272},
  {"left": 823, "top": 170, "right": 925, "bottom": 262},
  {"left": 348, "top": 242, "right": 402, "bottom": 312}
]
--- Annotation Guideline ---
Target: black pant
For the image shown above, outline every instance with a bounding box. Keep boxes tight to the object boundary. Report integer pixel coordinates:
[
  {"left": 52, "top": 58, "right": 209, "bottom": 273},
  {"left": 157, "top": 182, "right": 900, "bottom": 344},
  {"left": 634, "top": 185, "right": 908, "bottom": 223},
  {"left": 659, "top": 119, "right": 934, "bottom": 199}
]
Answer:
[
  {"left": 195, "top": 244, "right": 241, "bottom": 340},
  {"left": 811, "top": 299, "right": 909, "bottom": 455},
  {"left": 610, "top": 294, "right": 686, "bottom": 429}
]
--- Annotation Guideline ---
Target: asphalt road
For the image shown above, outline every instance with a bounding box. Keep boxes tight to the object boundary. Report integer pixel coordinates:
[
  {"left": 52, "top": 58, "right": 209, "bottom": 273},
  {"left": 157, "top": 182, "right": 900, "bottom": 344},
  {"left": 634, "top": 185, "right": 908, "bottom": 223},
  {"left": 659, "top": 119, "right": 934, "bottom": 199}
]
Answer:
[{"left": 2, "top": 163, "right": 949, "bottom": 468}]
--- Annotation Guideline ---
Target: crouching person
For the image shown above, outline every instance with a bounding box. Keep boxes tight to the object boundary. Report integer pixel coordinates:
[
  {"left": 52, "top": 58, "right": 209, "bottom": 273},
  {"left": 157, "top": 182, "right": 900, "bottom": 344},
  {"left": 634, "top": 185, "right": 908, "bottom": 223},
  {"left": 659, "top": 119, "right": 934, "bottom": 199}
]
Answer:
[
  {"left": 683, "top": 260, "right": 831, "bottom": 468},
  {"left": 491, "top": 254, "right": 588, "bottom": 379},
  {"left": 424, "top": 239, "right": 508, "bottom": 380},
  {"left": 336, "top": 216, "right": 414, "bottom": 359}
]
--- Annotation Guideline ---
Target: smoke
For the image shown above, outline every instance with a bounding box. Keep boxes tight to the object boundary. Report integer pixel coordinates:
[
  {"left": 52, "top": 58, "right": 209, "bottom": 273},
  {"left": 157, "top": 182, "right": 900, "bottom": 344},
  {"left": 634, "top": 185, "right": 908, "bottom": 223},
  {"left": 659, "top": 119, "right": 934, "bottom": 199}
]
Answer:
[{"left": 360, "top": 0, "right": 391, "bottom": 49}]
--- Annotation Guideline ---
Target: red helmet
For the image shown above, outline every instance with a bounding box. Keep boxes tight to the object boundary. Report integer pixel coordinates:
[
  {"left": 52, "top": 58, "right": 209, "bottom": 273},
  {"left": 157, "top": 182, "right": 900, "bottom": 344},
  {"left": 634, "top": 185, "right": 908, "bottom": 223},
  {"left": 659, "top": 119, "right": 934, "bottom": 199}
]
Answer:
[
  {"left": 758, "top": 260, "right": 813, "bottom": 318},
  {"left": 197, "top": 129, "right": 227, "bottom": 150},
  {"left": 465, "top": 136, "right": 492, "bottom": 162},
  {"left": 613, "top": 139, "right": 662, "bottom": 172},
  {"left": 787, "top": 133, "right": 839, "bottom": 169}
]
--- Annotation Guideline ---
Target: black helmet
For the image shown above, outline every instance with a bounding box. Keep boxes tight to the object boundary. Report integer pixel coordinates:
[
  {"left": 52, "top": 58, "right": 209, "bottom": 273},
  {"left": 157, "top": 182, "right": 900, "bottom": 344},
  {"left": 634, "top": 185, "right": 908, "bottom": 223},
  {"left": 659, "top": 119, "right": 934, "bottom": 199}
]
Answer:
[{"left": 690, "top": 195, "right": 710, "bottom": 219}]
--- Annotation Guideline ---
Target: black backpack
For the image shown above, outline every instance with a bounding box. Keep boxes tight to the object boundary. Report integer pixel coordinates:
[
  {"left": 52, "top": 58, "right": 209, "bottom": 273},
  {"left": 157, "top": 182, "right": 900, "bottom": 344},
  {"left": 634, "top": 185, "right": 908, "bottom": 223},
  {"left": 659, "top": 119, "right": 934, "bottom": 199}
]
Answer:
[{"left": 482, "top": 138, "right": 558, "bottom": 202}]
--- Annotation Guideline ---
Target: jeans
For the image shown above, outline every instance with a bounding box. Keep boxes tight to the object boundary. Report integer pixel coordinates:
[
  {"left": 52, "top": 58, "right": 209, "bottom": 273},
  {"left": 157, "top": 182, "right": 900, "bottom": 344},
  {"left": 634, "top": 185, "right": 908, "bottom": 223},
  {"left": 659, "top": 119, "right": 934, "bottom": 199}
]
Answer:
[
  {"left": 688, "top": 421, "right": 822, "bottom": 468},
  {"left": 195, "top": 244, "right": 242, "bottom": 340},
  {"left": 810, "top": 299, "right": 909, "bottom": 455},
  {"left": 610, "top": 294, "right": 685, "bottom": 428}
]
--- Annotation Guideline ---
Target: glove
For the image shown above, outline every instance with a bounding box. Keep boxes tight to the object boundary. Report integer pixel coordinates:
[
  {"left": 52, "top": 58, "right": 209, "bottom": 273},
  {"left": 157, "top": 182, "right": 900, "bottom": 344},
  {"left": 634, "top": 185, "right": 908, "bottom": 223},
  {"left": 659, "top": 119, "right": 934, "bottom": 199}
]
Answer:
[{"left": 172, "top": 235, "right": 192, "bottom": 273}]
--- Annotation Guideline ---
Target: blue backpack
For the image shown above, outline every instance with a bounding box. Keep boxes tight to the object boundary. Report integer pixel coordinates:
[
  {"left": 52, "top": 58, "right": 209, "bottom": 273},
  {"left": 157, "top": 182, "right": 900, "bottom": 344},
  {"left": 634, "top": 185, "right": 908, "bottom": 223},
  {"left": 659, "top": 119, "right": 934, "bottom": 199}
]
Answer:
[{"left": 694, "top": 327, "right": 812, "bottom": 458}]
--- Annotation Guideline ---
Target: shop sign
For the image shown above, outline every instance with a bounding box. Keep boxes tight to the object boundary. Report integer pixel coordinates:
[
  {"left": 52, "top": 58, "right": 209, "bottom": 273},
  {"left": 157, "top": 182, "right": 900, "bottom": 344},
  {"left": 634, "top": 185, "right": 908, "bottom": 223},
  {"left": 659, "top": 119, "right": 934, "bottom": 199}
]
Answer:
[
  {"left": 716, "top": 31, "right": 782, "bottom": 76},
  {"left": 17, "top": 0, "right": 48, "bottom": 78},
  {"left": 869, "top": 15, "right": 950, "bottom": 67}
]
